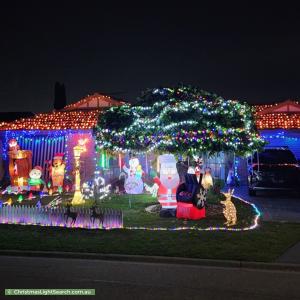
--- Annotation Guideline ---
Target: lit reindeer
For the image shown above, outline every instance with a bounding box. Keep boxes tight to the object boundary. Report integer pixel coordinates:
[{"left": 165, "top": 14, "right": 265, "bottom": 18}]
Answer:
[
  {"left": 64, "top": 203, "right": 78, "bottom": 226},
  {"left": 220, "top": 189, "right": 237, "bottom": 226},
  {"left": 90, "top": 206, "right": 104, "bottom": 227}
]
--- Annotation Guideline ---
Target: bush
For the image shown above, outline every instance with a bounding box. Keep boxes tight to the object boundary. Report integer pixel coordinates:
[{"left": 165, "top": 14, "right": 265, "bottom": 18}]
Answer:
[
  {"left": 212, "top": 178, "right": 225, "bottom": 194},
  {"left": 206, "top": 178, "right": 225, "bottom": 204}
]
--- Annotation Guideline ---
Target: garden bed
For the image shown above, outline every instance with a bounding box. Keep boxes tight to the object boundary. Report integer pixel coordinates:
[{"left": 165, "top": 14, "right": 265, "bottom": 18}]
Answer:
[{"left": 93, "top": 194, "right": 258, "bottom": 230}]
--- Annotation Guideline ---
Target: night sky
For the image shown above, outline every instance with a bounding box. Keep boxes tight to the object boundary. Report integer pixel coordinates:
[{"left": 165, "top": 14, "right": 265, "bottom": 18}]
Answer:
[{"left": 1, "top": 1, "right": 300, "bottom": 112}]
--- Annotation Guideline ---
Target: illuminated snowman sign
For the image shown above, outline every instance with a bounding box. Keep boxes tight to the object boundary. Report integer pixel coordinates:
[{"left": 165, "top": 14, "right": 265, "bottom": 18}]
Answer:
[{"left": 123, "top": 157, "right": 144, "bottom": 194}]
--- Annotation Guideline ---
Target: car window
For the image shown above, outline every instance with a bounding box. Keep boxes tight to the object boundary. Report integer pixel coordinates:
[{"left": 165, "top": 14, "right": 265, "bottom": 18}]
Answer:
[{"left": 253, "top": 150, "right": 297, "bottom": 164}]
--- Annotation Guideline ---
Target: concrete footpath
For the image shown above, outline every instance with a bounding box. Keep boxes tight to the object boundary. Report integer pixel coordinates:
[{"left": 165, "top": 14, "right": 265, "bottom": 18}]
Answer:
[
  {"left": 0, "top": 249, "right": 300, "bottom": 272},
  {"left": 277, "top": 241, "right": 300, "bottom": 264}
]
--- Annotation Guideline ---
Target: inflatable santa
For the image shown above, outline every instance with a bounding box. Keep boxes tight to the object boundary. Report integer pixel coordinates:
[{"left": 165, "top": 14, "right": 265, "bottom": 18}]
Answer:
[{"left": 154, "top": 154, "right": 180, "bottom": 209}]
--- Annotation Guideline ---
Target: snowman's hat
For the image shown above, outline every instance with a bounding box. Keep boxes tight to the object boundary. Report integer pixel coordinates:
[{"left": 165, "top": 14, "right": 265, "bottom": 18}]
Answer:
[{"left": 33, "top": 166, "right": 43, "bottom": 172}]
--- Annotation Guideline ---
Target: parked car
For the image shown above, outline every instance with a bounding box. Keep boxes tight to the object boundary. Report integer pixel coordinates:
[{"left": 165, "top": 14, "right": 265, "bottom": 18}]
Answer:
[{"left": 247, "top": 147, "right": 300, "bottom": 196}]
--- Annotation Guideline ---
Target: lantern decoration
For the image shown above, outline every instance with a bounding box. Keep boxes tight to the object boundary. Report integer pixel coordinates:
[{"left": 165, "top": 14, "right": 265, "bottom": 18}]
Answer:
[
  {"left": 72, "top": 138, "right": 88, "bottom": 205},
  {"left": 221, "top": 189, "right": 237, "bottom": 226},
  {"left": 201, "top": 167, "right": 213, "bottom": 190}
]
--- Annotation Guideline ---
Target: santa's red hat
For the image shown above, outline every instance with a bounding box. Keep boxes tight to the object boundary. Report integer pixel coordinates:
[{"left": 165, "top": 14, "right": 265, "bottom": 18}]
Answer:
[
  {"left": 53, "top": 153, "right": 64, "bottom": 160},
  {"left": 33, "top": 166, "right": 43, "bottom": 172}
]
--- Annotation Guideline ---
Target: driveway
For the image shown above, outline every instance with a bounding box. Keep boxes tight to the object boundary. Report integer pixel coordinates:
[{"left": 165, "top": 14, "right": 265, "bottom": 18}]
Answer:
[{"left": 233, "top": 185, "right": 300, "bottom": 223}]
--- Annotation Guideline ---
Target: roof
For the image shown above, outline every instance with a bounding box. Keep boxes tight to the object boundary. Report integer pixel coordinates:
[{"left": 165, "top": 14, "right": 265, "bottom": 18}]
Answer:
[
  {"left": 255, "top": 100, "right": 300, "bottom": 129},
  {"left": 62, "top": 93, "right": 126, "bottom": 111},
  {"left": 0, "top": 93, "right": 125, "bottom": 131},
  {"left": 2, "top": 96, "right": 299, "bottom": 131}
]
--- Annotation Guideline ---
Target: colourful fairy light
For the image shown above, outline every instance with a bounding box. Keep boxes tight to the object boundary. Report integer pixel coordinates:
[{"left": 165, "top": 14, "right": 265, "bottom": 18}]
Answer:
[
  {"left": 0, "top": 195, "right": 261, "bottom": 232},
  {"left": 125, "top": 195, "right": 261, "bottom": 232},
  {"left": 95, "top": 85, "right": 265, "bottom": 155}
]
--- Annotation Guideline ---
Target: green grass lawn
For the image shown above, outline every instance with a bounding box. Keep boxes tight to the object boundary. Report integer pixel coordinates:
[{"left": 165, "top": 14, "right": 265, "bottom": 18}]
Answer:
[
  {"left": 1, "top": 192, "right": 256, "bottom": 229},
  {"left": 0, "top": 222, "right": 299, "bottom": 262},
  {"left": 1, "top": 193, "right": 300, "bottom": 262},
  {"left": 96, "top": 193, "right": 256, "bottom": 229}
]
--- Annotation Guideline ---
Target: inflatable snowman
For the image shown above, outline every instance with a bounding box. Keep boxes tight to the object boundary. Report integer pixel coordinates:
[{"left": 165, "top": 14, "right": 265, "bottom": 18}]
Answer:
[
  {"left": 123, "top": 157, "right": 144, "bottom": 194},
  {"left": 28, "top": 166, "right": 45, "bottom": 192}
]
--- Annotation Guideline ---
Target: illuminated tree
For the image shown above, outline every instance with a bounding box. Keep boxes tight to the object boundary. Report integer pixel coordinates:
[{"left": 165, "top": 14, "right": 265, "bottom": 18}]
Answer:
[{"left": 94, "top": 84, "right": 265, "bottom": 156}]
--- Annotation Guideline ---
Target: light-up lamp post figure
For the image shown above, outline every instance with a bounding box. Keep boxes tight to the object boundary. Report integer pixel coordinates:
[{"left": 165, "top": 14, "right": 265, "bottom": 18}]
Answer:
[{"left": 72, "top": 138, "right": 88, "bottom": 205}]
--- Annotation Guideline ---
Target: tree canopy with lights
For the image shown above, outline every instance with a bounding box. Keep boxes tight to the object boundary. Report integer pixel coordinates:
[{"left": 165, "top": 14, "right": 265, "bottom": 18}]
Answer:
[{"left": 94, "top": 85, "right": 265, "bottom": 156}]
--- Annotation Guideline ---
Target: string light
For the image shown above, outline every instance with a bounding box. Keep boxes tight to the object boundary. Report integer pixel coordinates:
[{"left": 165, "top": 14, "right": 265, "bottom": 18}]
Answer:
[
  {"left": 261, "top": 131, "right": 300, "bottom": 141},
  {"left": 0, "top": 195, "right": 260, "bottom": 232},
  {"left": 0, "top": 93, "right": 125, "bottom": 131},
  {"left": 125, "top": 195, "right": 261, "bottom": 232},
  {"left": 255, "top": 101, "right": 300, "bottom": 129},
  {"left": 95, "top": 86, "right": 265, "bottom": 155},
  {"left": 0, "top": 110, "right": 100, "bottom": 131},
  {"left": 63, "top": 93, "right": 126, "bottom": 111}
]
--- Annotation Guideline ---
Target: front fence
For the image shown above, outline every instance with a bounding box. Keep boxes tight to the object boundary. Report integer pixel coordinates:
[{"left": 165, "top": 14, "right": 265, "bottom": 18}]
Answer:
[{"left": 0, "top": 206, "right": 123, "bottom": 229}]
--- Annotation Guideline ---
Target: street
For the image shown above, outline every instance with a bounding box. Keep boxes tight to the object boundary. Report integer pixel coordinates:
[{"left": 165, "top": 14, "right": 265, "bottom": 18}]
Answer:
[{"left": 0, "top": 255, "right": 299, "bottom": 300}]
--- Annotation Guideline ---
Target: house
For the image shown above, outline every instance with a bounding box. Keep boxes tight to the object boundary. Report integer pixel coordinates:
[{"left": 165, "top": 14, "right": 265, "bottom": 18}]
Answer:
[
  {"left": 255, "top": 100, "right": 300, "bottom": 159},
  {"left": 1, "top": 96, "right": 299, "bottom": 188},
  {"left": 0, "top": 93, "right": 125, "bottom": 184}
]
